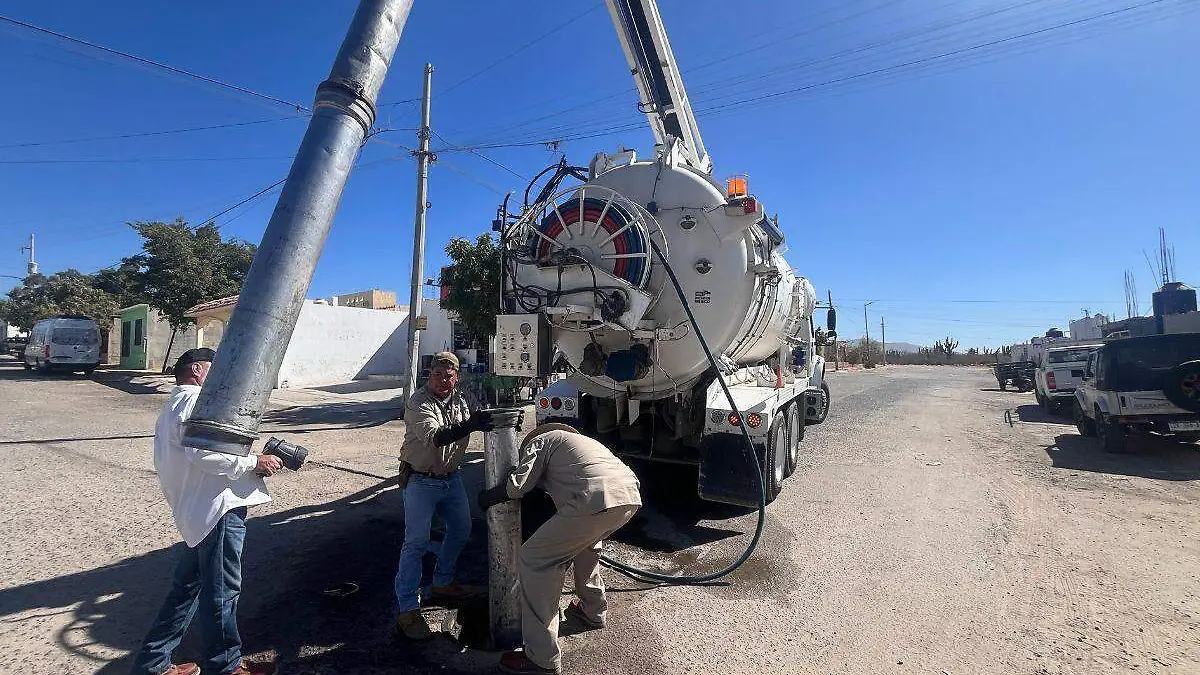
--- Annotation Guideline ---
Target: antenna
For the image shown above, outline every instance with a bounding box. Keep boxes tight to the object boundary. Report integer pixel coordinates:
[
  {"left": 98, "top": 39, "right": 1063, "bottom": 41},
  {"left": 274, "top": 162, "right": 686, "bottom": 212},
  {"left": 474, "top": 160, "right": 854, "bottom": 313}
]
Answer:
[
  {"left": 19, "top": 233, "right": 37, "bottom": 276},
  {"left": 1159, "top": 227, "right": 1171, "bottom": 285}
]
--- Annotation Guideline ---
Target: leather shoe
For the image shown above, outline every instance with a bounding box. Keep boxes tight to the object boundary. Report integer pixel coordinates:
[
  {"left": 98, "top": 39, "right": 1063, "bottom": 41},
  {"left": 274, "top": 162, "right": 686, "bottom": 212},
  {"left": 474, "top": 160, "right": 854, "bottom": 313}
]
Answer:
[
  {"left": 395, "top": 609, "right": 433, "bottom": 641},
  {"left": 161, "top": 664, "right": 199, "bottom": 675},
  {"left": 499, "top": 649, "right": 559, "bottom": 674},
  {"left": 228, "top": 661, "right": 276, "bottom": 675},
  {"left": 564, "top": 600, "right": 605, "bottom": 629}
]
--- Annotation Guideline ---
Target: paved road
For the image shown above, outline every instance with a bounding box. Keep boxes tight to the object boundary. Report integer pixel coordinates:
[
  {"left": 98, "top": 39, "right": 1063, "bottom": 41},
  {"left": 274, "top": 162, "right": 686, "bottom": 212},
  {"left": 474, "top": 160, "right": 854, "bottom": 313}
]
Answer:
[{"left": 2, "top": 359, "right": 1197, "bottom": 674}]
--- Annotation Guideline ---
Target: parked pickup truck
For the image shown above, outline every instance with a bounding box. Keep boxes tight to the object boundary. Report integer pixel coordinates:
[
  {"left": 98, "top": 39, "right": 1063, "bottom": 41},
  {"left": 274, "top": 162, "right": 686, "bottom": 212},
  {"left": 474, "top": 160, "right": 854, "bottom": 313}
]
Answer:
[
  {"left": 1073, "top": 333, "right": 1200, "bottom": 453},
  {"left": 1036, "top": 344, "right": 1101, "bottom": 414},
  {"left": 994, "top": 361, "right": 1035, "bottom": 391}
]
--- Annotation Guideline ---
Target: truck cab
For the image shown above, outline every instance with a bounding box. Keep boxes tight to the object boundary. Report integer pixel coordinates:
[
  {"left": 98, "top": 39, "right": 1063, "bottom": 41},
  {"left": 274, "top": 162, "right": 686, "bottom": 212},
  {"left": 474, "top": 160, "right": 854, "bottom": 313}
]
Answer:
[
  {"left": 1073, "top": 334, "right": 1200, "bottom": 453},
  {"left": 1035, "top": 344, "right": 1101, "bottom": 413}
]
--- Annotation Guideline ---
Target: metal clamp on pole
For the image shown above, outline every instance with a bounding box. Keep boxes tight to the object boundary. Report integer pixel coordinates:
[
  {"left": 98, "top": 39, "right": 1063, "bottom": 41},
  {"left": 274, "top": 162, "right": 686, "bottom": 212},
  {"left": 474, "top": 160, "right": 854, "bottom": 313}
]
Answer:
[
  {"left": 483, "top": 407, "right": 524, "bottom": 650},
  {"left": 182, "top": 0, "right": 415, "bottom": 456}
]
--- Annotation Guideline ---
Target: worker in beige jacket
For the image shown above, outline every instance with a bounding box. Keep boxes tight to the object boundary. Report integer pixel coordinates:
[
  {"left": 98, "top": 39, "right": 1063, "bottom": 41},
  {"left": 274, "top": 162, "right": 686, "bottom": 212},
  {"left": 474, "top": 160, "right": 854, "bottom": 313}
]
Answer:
[{"left": 479, "top": 424, "right": 641, "bottom": 675}]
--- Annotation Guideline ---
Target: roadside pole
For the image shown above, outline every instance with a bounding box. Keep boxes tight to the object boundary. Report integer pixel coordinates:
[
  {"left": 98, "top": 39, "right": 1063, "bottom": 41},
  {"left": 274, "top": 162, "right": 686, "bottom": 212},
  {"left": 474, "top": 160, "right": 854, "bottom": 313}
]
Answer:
[
  {"left": 881, "top": 317, "right": 886, "bottom": 366},
  {"left": 182, "top": 0, "right": 414, "bottom": 455},
  {"left": 404, "top": 63, "right": 434, "bottom": 404},
  {"left": 484, "top": 411, "right": 525, "bottom": 649}
]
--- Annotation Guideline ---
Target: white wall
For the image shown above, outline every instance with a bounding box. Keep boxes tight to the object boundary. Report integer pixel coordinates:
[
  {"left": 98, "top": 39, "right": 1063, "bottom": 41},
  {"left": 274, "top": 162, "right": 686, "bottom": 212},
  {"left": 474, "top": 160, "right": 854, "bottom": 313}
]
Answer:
[{"left": 276, "top": 302, "right": 409, "bottom": 389}]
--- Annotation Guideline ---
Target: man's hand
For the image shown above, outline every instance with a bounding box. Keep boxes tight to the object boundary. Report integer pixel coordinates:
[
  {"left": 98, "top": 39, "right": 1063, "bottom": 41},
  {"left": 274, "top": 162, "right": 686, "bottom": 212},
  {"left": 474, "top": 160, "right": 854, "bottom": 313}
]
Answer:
[
  {"left": 255, "top": 454, "right": 284, "bottom": 476},
  {"left": 477, "top": 484, "right": 512, "bottom": 511},
  {"left": 469, "top": 410, "right": 495, "bottom": 432}
]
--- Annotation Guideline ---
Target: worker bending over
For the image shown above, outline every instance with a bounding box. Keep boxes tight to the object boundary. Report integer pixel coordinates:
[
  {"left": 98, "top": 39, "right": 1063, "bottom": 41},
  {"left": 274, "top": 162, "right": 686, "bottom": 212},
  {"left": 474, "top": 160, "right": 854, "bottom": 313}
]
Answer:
[
  {"left": 395, "top": 351, "right": 493, "bottom": 639},
  {"left": 480, "top": 424, "right": 641, "bottom": 675}
]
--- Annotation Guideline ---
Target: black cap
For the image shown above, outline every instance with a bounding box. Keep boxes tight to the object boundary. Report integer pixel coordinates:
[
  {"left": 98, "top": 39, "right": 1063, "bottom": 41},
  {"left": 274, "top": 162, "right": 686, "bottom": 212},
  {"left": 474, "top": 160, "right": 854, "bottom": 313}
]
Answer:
[{"left": 174, "top": 347, "right": 216, "bottom": 373}]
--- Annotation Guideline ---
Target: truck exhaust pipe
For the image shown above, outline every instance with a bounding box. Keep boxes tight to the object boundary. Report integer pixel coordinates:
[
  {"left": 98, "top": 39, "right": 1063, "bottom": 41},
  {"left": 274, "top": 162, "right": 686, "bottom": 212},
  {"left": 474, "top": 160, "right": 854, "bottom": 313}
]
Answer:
[{"left": 183, "top": 0, "right": 414, "bottom": 455}]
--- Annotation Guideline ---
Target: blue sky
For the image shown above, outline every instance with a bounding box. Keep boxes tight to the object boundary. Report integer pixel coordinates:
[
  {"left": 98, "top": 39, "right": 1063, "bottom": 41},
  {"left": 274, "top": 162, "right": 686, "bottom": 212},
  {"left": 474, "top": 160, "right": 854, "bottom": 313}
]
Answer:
[{"left": 1, "top": 0, "right": 1197, "bottom": 348}]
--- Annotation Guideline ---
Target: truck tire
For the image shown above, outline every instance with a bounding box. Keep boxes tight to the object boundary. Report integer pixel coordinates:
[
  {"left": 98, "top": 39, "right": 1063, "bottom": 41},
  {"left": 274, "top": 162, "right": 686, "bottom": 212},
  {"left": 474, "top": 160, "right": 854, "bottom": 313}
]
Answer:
[
  {"left": 1097, "top": 414, "right": 1128, "bottom": 454},
  {"left": 1074, "top": 401, "right": 1096, "bottom": 437},
  {"left": 999, "top": 379, "right": 1007, "bottom": 391},
  {"left": 1162, "top": 361, "right": 1200, "bottom": 413},
  {"left": 764, "top": 417, "right": 786, "bottom": 503},
  {"left": 807, "top": 381, "right": 830, "bottom": 425},
  {"left": 784, "top": 403, "right": 803, "bottom": 479}
]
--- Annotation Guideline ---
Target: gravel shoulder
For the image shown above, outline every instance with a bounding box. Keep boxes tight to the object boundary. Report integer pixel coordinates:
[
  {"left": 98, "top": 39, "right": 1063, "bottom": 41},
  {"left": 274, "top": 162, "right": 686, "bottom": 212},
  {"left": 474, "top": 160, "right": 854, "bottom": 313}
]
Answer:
[{"left": 1, "top": 359, "right": 1196, "bottom": 675}]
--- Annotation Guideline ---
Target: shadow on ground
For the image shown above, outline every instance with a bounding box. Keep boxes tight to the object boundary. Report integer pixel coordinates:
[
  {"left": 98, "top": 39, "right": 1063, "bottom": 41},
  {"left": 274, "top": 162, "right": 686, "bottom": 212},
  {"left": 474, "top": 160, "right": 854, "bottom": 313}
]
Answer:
[
  {"left": 1016, "top": 404, "right": 1075, "bottom": 425},
  {"left": 1047, "top": 433, "right": 1200, "bottom": 481},
  {"left": 89, "top": 369, "right": 173, "bottom": 396},
  {"left": 0, "top": 442, "right": 745, "bottom": 673}
]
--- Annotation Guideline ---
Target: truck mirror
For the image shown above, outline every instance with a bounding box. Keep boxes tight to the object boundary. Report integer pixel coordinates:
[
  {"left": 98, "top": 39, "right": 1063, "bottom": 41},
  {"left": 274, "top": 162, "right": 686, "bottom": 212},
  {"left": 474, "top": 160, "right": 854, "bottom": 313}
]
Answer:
[
  {"left": 825, "top": 330, "right": 837, "bottom": 342},
  {"left": 827, "top": 308, "right": 837, "bottom": 332}
]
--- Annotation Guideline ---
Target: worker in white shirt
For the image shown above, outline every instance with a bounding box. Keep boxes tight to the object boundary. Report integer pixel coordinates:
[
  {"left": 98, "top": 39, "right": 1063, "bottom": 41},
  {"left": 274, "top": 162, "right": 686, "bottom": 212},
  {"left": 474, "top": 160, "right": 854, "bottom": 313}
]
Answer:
[{"left": 130, "top": 348, "right": 281, "bottom": 675}]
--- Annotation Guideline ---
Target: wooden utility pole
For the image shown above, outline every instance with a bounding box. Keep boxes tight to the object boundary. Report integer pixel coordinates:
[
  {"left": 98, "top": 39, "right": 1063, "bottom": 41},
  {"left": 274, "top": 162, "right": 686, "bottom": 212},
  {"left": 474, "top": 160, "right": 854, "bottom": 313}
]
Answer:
[
  {"left": 881, "top": 317, "right": 886, "bottom": 366},
  {"left": 404, "top": 63, "right": 434, "bottom": 403}
]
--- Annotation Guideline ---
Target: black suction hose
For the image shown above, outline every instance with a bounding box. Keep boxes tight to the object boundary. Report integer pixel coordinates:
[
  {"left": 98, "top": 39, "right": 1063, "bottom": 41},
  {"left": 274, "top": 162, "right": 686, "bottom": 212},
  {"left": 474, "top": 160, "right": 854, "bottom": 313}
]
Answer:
[{"left": 598, "top": 237, "right": 767, "bottom": 585}]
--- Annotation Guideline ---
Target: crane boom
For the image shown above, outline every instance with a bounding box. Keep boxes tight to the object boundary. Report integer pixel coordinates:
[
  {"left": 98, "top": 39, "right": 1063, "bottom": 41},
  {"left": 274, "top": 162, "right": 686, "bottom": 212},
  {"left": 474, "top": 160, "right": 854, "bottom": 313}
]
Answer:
[{"left": 604, "top": 0, "right": 712, "bottom": 174}]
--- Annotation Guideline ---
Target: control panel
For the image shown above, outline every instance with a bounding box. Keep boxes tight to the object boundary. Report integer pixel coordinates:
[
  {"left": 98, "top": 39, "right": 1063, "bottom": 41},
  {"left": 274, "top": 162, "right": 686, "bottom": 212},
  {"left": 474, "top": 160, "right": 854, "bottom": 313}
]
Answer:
[{"left": 494, "top": 314, "right": 550, "bottom": 377}]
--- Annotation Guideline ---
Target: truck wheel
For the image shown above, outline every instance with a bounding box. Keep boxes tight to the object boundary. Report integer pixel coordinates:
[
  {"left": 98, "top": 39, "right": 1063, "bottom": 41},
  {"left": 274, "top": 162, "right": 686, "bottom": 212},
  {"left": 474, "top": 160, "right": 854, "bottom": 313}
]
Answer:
[
  {"left": 23, "top": 362, "right": 32, "bottom": 371},
  {"left": 1097, "top": 415, "right": 1128, "bottom": 454},
  {"left": 813, "top": 381, "right": 830, "bottom": 424},
  {"left": 999, "top": 380, "right": 1007, "bottom": 391},
  {"left": 1073, "top": 401, "right": 1096, "bottom": 437},
  {"left": 784, "top": 403, "right": 803, "bottom": 479},
  {"left": 764, "top": 417, "right": 786, "bottom": 504},
  {"left": 1162, "top": 361, "right": 1200, "bottom": 413}
]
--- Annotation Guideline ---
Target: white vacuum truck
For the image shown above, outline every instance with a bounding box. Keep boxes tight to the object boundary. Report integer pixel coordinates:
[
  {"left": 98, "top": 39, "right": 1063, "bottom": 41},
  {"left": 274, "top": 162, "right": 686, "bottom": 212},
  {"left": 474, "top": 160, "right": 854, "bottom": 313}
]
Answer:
[{"left": 491, "top": 0, "right": 835, "bottom": 506}]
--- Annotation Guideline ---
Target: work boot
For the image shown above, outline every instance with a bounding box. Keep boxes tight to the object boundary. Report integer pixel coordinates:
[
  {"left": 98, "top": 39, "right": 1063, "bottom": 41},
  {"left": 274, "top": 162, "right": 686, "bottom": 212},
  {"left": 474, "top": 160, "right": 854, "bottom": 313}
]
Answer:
[
  {"left": 161, "top": 664, "right": 199, "bottom": 675},
  {"left": 227, "top": 661, "right": 276, "bottom": 675},
  {"left": 428, "top": 580, "right": 483, "bottom": 602},
  {"left": 564, "top": 600, "right": 605, "bottom": 629},
  {"left": 396, "top": 609, "right": 433, "bottom": 641},
  {"left": 499, "top": 649, "right": 560, "bottom": 675}
]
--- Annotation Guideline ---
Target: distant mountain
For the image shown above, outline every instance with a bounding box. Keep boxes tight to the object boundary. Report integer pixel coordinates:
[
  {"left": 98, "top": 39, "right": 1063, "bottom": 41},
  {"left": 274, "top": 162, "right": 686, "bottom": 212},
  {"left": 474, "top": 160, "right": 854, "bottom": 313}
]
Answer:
[{"left": 842, "top": 337, "right": 925, "bottom": 354}]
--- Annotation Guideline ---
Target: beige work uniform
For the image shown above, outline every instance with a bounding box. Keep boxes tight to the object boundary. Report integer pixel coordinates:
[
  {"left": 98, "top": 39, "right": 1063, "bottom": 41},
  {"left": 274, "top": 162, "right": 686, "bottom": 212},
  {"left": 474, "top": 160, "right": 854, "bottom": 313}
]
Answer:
[
  {"left": 400, "top": 386, "right": 474, "bottom": 474},
  {"left": 506, "top": 430, "right": 642, "bottom": 670}
]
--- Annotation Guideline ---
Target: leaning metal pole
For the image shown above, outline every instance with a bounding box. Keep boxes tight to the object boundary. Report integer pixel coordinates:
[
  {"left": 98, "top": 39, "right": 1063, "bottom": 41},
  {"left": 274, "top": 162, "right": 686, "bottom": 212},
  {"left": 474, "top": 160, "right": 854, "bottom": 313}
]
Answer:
[
  {"left": 183, "top": 0, "right": 415, "bottom": 455},
  {"left": 484, "top": 411, "right": 525, "bottom": 650}
]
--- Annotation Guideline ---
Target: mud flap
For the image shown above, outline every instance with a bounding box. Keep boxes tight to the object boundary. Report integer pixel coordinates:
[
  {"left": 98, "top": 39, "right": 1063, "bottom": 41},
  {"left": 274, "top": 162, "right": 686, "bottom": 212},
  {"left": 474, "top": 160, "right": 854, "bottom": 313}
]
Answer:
[{"left": 698, "top": 432, "right": 766, "bottom": 507}]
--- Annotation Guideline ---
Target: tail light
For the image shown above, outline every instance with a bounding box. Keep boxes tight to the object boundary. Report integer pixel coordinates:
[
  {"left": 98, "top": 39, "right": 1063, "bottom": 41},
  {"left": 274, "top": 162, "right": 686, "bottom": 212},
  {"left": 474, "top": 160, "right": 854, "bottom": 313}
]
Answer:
[
  {"left": 550, "top": 397, "right": 562, "bottom": 410},
  {"left": 44, "top": 345, "right": 50, "bottom": 359},
  {"left": 1046, "top": 372, "right": 1057, "bottom": 390},
  {"left": 727, "top": 413, "right": 741, "bottom": 427},
  {"left": 742, "top": 196, "right": 757, "bottom": 214},
  {"left": 745, "top": 412, "right": 763, "bottom": 428},
  {"left": 538, "top": 397, "right": 550, "bottom": 409}
]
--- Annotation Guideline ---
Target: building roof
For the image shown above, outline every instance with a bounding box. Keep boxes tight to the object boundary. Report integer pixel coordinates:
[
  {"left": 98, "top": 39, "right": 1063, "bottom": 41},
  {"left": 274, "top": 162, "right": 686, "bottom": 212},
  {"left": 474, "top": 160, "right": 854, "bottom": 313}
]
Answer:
[{"left": 185, "top": 295, "right": 239, "bottom": 317}]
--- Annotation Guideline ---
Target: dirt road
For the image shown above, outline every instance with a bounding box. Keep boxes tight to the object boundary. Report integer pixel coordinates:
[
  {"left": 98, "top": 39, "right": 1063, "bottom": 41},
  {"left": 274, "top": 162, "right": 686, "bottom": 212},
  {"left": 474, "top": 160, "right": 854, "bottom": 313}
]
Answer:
[{"left": 1, "top": 360, "right": 1197, "bottom": 674}]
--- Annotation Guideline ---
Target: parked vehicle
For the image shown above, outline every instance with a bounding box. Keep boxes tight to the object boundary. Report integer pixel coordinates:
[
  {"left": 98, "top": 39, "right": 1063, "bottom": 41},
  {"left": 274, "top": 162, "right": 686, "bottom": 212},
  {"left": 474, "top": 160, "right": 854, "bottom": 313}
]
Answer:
[
  {"left": 23, "top": 316, "right": 102, "bottom": 374},
  {"left": 1073, "top": 333, "right": 1200, "bottom": 452},
  {"left": 3, "top": 335, "right": 28, "bottom": 358},
  {"left": 994, "top": 361, "right": 1035, "bottom": 391},
  {"left": 1035, "top": 344, "right": 1101, "bottom": 413}
]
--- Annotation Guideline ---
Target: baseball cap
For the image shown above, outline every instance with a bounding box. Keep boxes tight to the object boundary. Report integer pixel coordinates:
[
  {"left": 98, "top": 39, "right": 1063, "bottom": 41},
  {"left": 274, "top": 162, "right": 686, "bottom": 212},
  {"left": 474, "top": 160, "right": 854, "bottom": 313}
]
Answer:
[
  {"left": 174, "top": 347, "right": 216, "bottom": 373},
  {"left": 431, "top": 351, "right": 460, "bottom": 370}
]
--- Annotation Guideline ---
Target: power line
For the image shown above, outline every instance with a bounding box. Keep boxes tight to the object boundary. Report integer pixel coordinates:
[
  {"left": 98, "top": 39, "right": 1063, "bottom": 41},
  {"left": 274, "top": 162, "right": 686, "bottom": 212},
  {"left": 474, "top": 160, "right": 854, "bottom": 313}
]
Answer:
[
  {"left": 0, "top": 116, "right": 304, "bottom": 150},
  {"left": 438, "top": 3, "right": 604, "bottom": 97},
  {"left": 430, "top": 130, "right": 527, "bottom": 180},
  {"left": 0, "top": 13, "right": 311, "bottom": 112},
  {"left": 0, "top": 155, "right": 295, "bottom": 165}
]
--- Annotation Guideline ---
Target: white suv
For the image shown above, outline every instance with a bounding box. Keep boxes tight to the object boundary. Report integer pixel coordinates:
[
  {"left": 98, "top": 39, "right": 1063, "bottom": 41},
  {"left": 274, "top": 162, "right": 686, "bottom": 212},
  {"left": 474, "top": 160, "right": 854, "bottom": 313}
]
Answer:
[
  {"left": 1036, "top": 344, "right": 1101, "bottom": 414},
  {"left": 1074, "top": 334, "right": 1200, "bottom": 453}
]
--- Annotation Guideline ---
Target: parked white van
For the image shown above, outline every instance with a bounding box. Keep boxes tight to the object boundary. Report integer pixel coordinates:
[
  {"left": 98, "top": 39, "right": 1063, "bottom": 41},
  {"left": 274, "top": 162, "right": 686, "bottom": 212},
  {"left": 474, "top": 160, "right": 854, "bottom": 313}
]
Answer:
[{"left": 24, "top": 316, "right": 103, "bottom": 374}]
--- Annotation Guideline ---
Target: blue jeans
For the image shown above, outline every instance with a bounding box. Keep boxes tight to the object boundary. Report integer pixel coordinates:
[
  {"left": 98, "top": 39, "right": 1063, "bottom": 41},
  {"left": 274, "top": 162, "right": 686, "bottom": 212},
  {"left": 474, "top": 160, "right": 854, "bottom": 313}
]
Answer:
[
  {"left": 395, "top": 473, "right": 471, "bottom": 613},
  {"left": 131, "top": 507, "right": 247, "bottom": 675}
]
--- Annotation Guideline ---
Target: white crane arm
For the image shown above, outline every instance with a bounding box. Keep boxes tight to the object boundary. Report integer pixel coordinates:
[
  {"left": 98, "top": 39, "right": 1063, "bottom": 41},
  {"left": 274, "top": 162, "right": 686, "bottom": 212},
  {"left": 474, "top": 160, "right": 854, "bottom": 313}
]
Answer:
[{"left": 604, "top": 0, "right": 712, "bottom": 174}]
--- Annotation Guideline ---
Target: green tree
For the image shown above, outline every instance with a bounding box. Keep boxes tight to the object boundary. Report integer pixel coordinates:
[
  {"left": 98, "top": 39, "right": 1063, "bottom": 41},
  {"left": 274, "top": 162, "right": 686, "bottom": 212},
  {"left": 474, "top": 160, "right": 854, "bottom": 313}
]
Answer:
[
  {"left": 441, "top": 234, "right": 501, "bottom": 340},
  {"left": 130, "top": 219, "right": 255, "bottom": 330},
  {"left": 92, "top": 257, "right": 146, "bottom": 309},
  {"left": 0, "top": 270, "right": 118, "bottom": 331}
]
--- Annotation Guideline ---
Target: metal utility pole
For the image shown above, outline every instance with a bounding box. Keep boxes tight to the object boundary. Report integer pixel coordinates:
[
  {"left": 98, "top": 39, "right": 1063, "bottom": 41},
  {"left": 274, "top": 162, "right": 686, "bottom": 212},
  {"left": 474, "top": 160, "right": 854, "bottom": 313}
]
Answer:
[
  {"left": 484, "top": 411, "right": 525, "bottom": 649},
  {"left": 881, "top": 317, "right": 886, "bottom": 366},
  {"left": 405, "top": 63, "right": 434, "bottom": 403},
  {"left": 20, "top": 234, "right": 37, "bottom": 276},
  {"left": 183, "top": 0, "right": 415, "bottom": 456}
]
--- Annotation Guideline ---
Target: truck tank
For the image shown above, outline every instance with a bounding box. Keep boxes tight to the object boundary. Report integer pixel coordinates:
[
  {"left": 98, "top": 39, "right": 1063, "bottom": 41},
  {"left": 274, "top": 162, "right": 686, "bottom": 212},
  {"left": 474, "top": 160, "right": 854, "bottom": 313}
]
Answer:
[{"left": 506, "top": 151, "right": 815, "bottom": 402}]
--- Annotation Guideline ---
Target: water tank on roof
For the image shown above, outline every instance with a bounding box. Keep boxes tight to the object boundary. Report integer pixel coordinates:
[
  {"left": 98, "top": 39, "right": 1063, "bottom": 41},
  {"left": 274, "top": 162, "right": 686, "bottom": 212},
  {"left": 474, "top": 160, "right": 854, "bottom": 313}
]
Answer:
[
  {"left": 1045, "top": 327, "right": 1064, "bottom": 338},
  {"left": 1152, "top": 282, "right": 1197, "bottom": 317}
]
